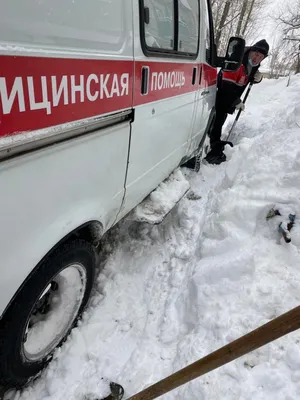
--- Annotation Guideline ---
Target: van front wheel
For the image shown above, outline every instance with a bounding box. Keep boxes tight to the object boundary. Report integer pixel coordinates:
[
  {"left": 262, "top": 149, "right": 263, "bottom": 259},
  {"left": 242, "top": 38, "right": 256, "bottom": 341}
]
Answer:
[{"left": 0, "top": 239, "right": 96, "bottom": 388}]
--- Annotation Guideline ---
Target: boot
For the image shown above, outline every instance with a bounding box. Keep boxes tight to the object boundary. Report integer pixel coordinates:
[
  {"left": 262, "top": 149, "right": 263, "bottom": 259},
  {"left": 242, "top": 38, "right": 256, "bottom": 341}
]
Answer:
[{"left": 205, "top": 141, "right": 233, "bottom": 165}]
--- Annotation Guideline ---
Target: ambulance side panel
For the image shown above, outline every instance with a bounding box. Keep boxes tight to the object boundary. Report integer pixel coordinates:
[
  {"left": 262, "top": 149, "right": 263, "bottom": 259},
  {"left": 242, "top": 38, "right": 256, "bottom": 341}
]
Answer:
[
  {"left": 0, "top": 0, "right": 134, "bottom": 316},
  {"left": 0, "top": 0, "right": 218, "bottom": 319}
]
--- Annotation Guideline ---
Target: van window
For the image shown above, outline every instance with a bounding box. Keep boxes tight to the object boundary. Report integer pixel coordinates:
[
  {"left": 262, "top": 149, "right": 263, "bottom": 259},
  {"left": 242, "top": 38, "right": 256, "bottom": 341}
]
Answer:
[
  {"left": 140, "top": 0, "right": 199, "bottom": 58},
  {"left": 178, "top": 0, "right": 199, "bottom": 55},
  {"left": 0, "top": 0, "right": 127, "bottom": 53},
  {"left": 144, "top": 0, "right": 175, "bottom": 50}
]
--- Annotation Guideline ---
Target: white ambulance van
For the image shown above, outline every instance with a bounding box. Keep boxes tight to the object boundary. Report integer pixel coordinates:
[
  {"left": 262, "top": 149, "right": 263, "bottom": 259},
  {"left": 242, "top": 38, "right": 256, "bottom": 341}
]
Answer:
[{"left": 0, "top": 0, "right": 244, "bottom": 389}]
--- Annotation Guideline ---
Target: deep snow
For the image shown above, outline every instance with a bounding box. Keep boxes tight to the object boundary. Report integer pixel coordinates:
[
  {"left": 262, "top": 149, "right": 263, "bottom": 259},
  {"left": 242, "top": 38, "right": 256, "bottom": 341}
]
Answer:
[{"left": 16, "top": 74, "right": 300, "bottom": 400}]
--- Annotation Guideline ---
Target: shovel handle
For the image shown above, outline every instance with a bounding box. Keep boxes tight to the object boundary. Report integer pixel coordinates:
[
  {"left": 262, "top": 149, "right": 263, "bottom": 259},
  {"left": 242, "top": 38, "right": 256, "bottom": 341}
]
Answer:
[
  {"left": 226, "top": 82, "right": 254, "bottom": 141},
  {"left": 127, "top": 306, "right": 300, "bottom": 399}
]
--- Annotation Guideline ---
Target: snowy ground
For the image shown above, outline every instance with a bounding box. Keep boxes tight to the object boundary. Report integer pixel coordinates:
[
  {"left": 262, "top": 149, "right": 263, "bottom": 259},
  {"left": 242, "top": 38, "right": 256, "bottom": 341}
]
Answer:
[{"left": 17, "top": 75, "right": 300, "bottom": 400}]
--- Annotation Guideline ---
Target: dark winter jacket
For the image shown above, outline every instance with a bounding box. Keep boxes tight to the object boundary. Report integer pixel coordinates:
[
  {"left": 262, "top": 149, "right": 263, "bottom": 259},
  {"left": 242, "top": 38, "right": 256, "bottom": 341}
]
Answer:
[{"left": 216, "top": 39, "right": 269, "bottom": 114}]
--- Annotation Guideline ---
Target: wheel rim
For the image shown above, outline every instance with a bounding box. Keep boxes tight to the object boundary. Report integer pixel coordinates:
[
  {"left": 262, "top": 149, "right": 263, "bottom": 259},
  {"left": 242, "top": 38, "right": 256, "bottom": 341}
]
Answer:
[{"left": 22, "top": 263, "right": 87, "bottom": 362}]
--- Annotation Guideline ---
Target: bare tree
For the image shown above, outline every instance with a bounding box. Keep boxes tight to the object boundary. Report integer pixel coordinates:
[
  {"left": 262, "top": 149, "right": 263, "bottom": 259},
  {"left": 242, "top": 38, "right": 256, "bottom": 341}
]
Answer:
[
  {"left": 268, "top": 41, "right": 291, "bottom": 78},
  {"left": 276, "top": 0, "right": 300, "bottom": 74},
  {"left": 242, "top": 0, "right": 266, "bottom": 38},
  {"left": 236, "top": 0, "right": 248, "bottom": 36},
  {"left": 241, "top": 0, "right": 255, "bottom": 36},
  {"left": 278, "top": 1, "right": 300, "bottom": 34},
  {"left": 212, "top": 0, "right": 268, "bottom": 54},
  {"left": 215, "top": 1, "right": 232, "bottom": 47}
]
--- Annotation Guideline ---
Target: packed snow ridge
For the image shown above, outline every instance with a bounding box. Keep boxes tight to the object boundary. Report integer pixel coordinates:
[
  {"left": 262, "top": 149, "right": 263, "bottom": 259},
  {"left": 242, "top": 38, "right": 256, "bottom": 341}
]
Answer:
[{"left": 19, "top": 75, "right": 300, "bottom": 400}]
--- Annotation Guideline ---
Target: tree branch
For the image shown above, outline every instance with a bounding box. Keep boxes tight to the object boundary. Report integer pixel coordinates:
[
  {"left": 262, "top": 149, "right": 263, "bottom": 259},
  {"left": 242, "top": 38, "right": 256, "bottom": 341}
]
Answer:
[{"left": 221, "top": 11, "right": 242, "bottom": 30}]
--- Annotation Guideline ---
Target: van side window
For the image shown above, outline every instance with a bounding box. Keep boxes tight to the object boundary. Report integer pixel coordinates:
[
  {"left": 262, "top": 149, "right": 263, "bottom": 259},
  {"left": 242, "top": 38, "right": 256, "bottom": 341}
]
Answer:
[
  {"left": 178, "top": 0, "right": 199, "bottom": 55},
  {"left": 144, "top": 0, "right": 175, "bottom": 50},
  {"left": 203, "top": 0, "right": 213, "bottom": 64},
  {"left": 140, "top": 0, "right": 200, "bottom": 58}
]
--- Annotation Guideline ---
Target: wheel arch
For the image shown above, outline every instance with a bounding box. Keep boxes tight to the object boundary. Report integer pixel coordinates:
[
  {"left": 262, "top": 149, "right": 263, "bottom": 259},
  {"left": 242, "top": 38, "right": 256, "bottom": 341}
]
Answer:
[
  {"left": 1, "top": 220, "right": 102, "bottom": 320},
  {"left": 180, "top": 106, "right": 216, "bottom": 167}
]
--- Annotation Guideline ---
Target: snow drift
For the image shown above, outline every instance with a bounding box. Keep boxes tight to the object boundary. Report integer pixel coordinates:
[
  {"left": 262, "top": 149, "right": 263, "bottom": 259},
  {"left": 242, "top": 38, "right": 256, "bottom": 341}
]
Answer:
[{"left": 17, "top": 74, "right": 300, "bottom": 400}]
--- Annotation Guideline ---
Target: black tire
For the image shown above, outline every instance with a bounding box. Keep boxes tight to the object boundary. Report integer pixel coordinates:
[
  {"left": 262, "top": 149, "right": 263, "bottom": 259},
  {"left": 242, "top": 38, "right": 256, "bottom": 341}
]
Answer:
[
  {"left": 183, "top": 114, "right": 215, "bottom": 172},
  {"left": 0, "top": 239, "right": 96, "bottom": 389},
  {"left": 183, "top": 136, "right": 210, "bottom": 172}
]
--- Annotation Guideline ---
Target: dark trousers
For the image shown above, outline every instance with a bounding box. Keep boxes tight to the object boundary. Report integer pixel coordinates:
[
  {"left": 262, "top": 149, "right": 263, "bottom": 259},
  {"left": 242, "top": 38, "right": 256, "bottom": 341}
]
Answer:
[{"left": 209, "top": 108, "right": 228, "bottom": 145}]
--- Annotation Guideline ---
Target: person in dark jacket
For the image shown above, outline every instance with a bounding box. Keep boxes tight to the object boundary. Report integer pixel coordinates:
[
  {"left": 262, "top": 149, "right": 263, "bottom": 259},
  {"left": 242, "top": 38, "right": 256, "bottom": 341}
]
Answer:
[{"left": 205, "top": 39, "right": 270, "bottom": 165}]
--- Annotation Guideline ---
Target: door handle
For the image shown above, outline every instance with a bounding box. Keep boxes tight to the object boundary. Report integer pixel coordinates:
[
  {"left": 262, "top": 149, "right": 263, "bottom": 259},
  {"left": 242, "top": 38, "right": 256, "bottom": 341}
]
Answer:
[
  {"left": 141, "top": 66, "right": 149, "bottom": 95},
  {"left": 192, "top": 66, "right": 197, "bottom": 85},
  {"left": 201, "top": 90, "right": 210, "bottom": 96}
]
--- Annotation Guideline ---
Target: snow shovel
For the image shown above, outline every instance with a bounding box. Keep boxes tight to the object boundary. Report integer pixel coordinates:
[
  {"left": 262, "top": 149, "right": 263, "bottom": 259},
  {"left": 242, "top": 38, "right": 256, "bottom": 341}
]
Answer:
[
  {"left": 117, "top": 305, "right": 300, "bottom": 400},
  {"left": 226, "top": 82, "right": 254, "bottom": 141}
]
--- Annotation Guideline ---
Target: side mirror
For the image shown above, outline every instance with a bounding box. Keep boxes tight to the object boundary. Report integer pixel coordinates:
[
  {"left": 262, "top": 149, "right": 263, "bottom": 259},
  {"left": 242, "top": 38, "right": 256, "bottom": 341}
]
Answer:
[{"left": 218, "top": 37, "right": 245, "bottom": 72}]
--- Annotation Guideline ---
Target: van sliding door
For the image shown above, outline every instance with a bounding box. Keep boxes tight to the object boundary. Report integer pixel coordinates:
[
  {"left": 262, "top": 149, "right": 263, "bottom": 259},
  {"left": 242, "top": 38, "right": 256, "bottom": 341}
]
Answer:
[{"left": 121, "top": 0, "right": 201, "bottom": 217}]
